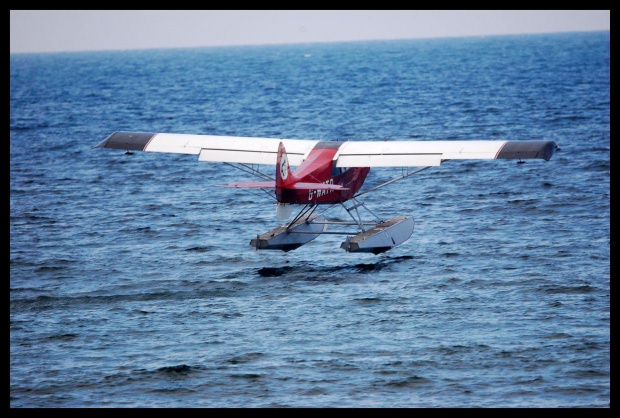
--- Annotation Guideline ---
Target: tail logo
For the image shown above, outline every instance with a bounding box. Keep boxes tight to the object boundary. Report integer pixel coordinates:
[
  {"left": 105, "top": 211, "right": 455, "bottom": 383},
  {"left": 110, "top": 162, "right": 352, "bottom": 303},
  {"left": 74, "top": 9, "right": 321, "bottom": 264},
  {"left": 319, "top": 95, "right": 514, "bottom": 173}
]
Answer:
[{"left": 280, "top": 153, "right": 289, "bottom": 180}]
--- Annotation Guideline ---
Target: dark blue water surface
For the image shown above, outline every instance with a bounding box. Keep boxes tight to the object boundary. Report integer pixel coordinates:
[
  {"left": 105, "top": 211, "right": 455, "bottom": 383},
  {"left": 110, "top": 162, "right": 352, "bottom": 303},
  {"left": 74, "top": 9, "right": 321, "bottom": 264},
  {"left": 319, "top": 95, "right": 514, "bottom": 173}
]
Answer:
[{"left": 10, "top": 32, "right": 609, "bottom": 407}]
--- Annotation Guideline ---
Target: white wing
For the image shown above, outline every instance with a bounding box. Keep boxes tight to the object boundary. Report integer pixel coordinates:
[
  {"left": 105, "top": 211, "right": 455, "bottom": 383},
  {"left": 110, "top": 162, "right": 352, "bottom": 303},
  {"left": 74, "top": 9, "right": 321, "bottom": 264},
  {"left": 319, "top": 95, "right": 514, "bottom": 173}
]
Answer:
[
  {"left": 333, "top": 140, "right": 555, "bottom": 167},
  {"left": 95, "top": 132, "right": 319, "bottom": 166},
  {"left": 95, "top": 132, "right": 556, "bottom": 167}
]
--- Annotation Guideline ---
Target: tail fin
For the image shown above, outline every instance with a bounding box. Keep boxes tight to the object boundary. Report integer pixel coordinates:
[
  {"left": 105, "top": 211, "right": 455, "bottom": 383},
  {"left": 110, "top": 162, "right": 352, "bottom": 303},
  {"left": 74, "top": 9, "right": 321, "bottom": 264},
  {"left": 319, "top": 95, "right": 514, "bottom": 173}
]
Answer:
[
  {"left": 276, "top": 141, "right": 294, "bottom": 185},
  {"left": 275, "top": 142, "right": 295, "bottom": 203}
]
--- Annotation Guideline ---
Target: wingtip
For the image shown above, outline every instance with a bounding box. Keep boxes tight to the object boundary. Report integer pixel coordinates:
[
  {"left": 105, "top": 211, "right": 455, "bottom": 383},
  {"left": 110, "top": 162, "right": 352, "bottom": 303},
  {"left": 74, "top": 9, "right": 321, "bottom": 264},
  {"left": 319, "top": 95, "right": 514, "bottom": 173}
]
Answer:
[
  {"left": 93, "top": 132, "right": 156, "bottom": 151},
  {"left": 93, "top": 132, "right": 117, "bottom": 149},
  {"left": 544, "top": 141, "right": 557, "bottom": 161},
  {"left": 497, "top": 140, "right": 557, "bottom": 161}
]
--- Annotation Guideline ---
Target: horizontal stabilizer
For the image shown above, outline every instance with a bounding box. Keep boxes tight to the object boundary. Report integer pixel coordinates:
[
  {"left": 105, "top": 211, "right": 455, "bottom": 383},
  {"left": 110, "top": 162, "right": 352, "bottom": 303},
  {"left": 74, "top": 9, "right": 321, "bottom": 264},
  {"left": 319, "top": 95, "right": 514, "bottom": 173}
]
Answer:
[
  {"left": 218, "top": 181, "right": 349, "bottom": 191},
  {"left": 291, "top": 182, "right": 349, "bottom": 191},
  {"left": 218, "top": 181, "right": 276, "bottom": 189}
]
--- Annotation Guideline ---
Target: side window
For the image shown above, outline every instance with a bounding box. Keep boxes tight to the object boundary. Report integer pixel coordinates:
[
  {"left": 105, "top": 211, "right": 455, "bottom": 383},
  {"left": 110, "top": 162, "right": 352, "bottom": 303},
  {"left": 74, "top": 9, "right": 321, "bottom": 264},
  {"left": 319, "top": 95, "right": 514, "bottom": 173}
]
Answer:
[{"left": 331, "top": 166, "right": 342, "bottom": 177}]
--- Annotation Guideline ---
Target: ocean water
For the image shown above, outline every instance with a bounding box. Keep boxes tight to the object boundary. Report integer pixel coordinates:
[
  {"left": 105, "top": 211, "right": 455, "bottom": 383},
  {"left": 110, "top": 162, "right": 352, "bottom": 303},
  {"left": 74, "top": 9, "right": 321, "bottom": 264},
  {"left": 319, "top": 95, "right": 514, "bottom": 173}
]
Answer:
[{"left": 10, "top": 32, "right": 609, "bottom": 407}]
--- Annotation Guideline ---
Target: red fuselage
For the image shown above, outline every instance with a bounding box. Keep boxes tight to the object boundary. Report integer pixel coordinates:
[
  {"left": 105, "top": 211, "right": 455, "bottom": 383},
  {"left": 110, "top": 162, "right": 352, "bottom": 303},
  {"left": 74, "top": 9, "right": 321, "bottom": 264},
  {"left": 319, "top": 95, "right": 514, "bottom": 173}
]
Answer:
[{"left": 277, "top": 141, "right": 370, "bottom": 205}]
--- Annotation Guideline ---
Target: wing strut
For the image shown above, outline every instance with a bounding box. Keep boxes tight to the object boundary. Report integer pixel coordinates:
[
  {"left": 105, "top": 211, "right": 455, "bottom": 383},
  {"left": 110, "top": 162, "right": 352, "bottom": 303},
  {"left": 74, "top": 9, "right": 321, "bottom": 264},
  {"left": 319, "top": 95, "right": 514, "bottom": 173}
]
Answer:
[
  {"left": 222, "top": 162, "right": 274, "bottom": 181},
  {"left": 354, "top": 165, "right": 434, "bottom": 199}
]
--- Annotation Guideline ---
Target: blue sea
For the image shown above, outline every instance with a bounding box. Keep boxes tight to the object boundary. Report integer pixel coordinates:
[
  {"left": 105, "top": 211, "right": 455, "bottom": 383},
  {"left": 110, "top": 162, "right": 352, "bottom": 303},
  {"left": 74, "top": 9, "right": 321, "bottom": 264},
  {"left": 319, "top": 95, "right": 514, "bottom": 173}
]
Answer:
[{"left": 10, "top": 32, "right": 609, "bottom": 407}]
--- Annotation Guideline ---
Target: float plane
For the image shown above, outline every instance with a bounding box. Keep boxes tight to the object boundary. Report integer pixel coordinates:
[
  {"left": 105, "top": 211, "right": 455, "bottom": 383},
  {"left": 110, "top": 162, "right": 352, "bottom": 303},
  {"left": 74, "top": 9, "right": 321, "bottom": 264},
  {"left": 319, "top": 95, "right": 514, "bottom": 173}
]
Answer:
[{"left": 95, "top": 132, "right": 556, "bottom": 254}]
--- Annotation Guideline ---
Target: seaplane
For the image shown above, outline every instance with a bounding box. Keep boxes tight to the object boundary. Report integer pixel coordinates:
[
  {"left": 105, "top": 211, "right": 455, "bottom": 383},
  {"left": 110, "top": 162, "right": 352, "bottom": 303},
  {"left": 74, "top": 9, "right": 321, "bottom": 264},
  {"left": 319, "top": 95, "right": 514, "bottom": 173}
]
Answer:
[{"left": 95, "top": 132, "right": 556, "bottom": 254}]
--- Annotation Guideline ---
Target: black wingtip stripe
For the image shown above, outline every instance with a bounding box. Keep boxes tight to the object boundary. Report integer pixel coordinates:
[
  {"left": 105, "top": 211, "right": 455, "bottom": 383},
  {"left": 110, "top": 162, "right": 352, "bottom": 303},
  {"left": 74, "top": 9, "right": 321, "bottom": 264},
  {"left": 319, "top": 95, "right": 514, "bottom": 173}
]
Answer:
[
  {"left": 496, "top": 141, "right": 556, "bottom": 161},
  {"left": 95, "top": 132, "right": 157, "bottom": 151}
]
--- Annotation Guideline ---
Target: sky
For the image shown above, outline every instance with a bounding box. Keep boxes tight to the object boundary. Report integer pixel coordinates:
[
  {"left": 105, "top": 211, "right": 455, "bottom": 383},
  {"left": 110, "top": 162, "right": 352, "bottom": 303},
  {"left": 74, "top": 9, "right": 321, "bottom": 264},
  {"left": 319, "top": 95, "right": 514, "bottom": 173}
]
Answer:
[{"left": 10, "top": 10, "right": 610, "bottom": 54}]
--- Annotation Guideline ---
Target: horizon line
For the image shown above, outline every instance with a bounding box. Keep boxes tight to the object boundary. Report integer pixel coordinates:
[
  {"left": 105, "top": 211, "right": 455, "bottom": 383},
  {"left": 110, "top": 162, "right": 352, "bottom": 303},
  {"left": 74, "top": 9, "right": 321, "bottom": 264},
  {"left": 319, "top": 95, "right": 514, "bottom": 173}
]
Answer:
[{"left": 9, "top": 29, "right": 610, "bottom": 55}]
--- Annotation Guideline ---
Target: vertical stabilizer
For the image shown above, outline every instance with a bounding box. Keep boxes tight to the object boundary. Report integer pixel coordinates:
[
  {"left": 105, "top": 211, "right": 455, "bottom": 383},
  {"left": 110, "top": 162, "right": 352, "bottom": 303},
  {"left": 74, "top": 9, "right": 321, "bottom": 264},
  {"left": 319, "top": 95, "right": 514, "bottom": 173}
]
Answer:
[{"left": 275, "top": 142, "right": 294, "bottom": 202}]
